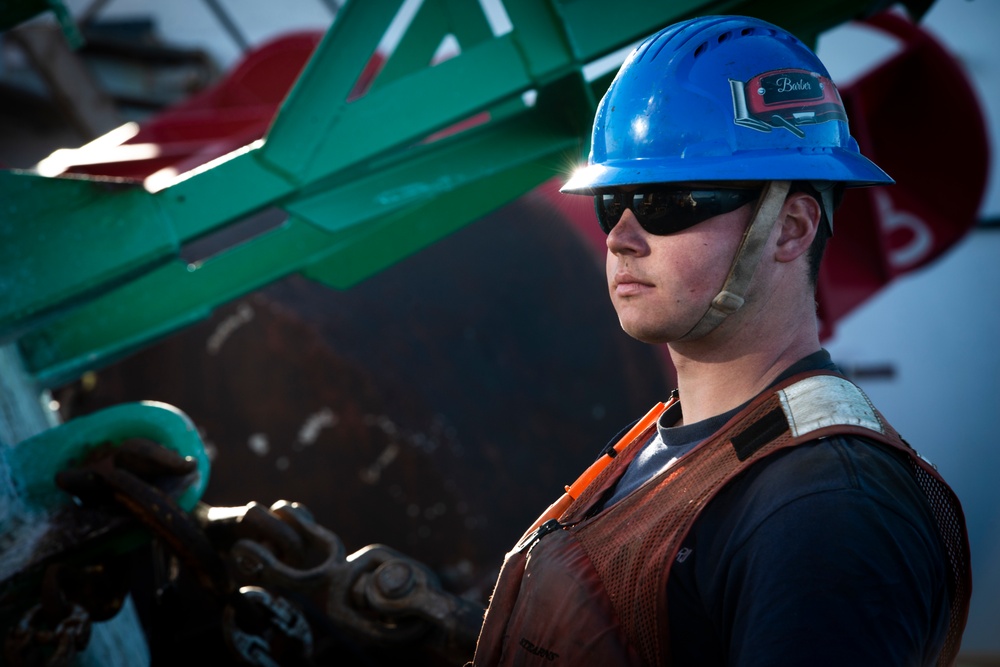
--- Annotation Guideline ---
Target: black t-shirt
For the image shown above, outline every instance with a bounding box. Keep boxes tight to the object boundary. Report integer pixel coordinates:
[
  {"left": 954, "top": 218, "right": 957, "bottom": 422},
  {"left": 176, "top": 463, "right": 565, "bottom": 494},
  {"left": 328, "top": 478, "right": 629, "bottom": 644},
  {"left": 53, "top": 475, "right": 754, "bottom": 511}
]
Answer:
[
  {"left": 603, "top": 350, "right": 950, "bottom": 666},
  {"left": 605, "top": 350, "right": 839, "bottom": 507}
]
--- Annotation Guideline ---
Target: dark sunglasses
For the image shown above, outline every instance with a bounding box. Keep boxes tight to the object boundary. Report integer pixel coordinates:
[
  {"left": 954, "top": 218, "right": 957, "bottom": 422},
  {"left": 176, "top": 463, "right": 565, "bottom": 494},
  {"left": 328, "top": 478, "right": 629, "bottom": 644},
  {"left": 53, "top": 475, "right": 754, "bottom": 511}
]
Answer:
[{"left": 594, "top": 188, "right": 760, "bottom": 235}]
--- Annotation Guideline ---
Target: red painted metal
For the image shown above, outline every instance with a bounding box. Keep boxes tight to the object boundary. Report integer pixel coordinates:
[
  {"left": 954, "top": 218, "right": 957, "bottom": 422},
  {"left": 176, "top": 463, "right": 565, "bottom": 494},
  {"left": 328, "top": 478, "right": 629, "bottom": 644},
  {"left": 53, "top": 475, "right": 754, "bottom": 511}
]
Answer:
[
  {"left": 818, "top": 12, "right": 989, "bottom": 337},
  {"left": 61, "top": 31, "right": 326, "bottom": 180}
]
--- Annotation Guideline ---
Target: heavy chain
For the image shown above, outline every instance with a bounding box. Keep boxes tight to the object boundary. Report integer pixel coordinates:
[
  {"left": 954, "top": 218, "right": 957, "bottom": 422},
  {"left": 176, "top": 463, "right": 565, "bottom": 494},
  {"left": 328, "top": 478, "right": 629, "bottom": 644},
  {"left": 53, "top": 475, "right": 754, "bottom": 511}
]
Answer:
[
  {"left": 5, "top": 439, "right": 481, "bottom": 665},
  {"left": 4, "top": 565, "right": 92, "bottom": 667},
  {"left": 3, "top": 438, "right": 210, "bottom": 665},
  {"left": 224, "top": 501, "right": 482, "bottom": 664}
]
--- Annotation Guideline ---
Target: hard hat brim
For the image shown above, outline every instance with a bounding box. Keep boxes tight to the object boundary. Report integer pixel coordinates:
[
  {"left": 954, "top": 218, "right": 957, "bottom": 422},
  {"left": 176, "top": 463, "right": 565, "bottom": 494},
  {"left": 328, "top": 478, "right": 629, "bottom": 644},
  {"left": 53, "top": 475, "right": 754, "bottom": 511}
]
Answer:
[{"left": 560, "top": 148, "right": 894, "bottom": 195}]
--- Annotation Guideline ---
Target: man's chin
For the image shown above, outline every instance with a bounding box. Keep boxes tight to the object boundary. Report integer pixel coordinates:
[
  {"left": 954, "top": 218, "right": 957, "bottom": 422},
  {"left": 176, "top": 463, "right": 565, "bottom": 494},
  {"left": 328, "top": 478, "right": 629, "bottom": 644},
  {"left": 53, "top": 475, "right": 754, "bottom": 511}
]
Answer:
[{"left": 619, "top": 322, "right": 675, "bottom": 346}]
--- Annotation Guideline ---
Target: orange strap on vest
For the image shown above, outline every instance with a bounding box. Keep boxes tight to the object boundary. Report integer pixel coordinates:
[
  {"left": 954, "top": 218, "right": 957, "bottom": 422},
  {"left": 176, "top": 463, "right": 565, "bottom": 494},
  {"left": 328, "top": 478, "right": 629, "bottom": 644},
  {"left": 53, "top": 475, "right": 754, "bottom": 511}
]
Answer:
[{"left": 516, "top": 400, "right": 670, "bottom": 543}]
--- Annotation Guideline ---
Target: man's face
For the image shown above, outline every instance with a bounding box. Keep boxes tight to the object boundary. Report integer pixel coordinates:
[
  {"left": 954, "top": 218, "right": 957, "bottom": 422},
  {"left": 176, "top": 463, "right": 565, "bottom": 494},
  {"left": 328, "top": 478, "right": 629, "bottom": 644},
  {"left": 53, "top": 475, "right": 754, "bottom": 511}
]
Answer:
[{"left": 604, "top": 191, "right": 756, "bottom": 345}]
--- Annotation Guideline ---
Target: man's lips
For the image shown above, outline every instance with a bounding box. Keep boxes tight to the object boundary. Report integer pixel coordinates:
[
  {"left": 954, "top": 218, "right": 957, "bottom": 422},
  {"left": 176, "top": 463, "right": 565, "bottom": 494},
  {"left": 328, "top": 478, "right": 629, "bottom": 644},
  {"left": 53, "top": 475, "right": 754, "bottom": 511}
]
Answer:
[{"left": 612, "top": 272, "right": 654, "bottom": 296}]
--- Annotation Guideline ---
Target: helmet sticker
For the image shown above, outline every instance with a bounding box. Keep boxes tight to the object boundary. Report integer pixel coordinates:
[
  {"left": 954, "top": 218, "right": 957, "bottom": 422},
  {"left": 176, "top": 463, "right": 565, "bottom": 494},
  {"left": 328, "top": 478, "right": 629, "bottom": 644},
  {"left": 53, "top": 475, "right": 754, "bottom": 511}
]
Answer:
[{"left": 730, "top": 68, "right": 848, "bottom": 138}]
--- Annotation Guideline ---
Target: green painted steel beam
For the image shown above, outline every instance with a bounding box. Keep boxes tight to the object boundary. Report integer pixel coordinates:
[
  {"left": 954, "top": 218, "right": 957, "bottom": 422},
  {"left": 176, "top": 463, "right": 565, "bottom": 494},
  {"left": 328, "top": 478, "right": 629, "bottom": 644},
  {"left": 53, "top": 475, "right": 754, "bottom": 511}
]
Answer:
[
  {"left": 375, "top": 2, "right": 453, "bottom": 87},
  {"left": 20, "top": 70, "right": 591, "bottom": 386},
  {"left": 4, "top": 0, "right": 902, "bottom": 386},
  {"left": 0, "top": 145, "right": 297, "bottom": 338},
  {"left": 502, "top": 0, "right": 581, "bottom": 81},
  {"left": 155, "top": 143, "right": 298, "bottom": 242},
  {"left": 437, "top": 0, "right": 496, "bottom": 45},
  {"left": 373, "top": 0, "right": 496, "bottom": 88},
  {"left": 301, "top": 153, "right": 567, "bottom": 290},
  {"left": 299, "top": 74, "right": 592, "bottom": 287},
  {"left": 550, "top": 0, "right": 735, "bottom": 61},
  {"left": 262, "top": 34, "right": 534, "bottom": 184},
  {"left": 0, "top": 171, "right": 177, "bottom": 333},
  {"left": 257, "top": 0, "right": 407, "bottom": 180},
  {"left": 9, "top": 0, "right": 588, "bottom": 378},
  {"left": 19, "top": 218, "right": 335, "bottom": 385}
]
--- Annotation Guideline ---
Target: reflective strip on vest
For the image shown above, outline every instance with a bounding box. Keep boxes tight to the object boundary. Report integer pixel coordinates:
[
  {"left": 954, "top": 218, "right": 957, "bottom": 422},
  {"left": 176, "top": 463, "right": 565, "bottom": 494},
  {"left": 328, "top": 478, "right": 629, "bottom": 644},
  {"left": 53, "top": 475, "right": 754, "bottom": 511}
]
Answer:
[{"left": 778, "top": 374, "right": 883, "bottom": 437}]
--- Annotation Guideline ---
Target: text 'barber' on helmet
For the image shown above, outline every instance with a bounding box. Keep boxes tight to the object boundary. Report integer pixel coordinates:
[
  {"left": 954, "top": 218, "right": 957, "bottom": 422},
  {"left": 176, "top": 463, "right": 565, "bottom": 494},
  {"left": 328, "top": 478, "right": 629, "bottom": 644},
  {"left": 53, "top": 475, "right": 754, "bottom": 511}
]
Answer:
[{"left": 561, "top": 15, "right": 894, "bottom": 194}]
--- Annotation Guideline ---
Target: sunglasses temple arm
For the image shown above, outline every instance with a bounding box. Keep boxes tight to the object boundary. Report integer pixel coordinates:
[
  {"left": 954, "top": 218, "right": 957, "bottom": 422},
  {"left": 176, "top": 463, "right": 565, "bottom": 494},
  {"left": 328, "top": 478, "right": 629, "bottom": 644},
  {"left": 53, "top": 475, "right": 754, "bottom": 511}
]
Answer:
[{"left": 676, "top": 180, "right": 791, "bottom": 341}]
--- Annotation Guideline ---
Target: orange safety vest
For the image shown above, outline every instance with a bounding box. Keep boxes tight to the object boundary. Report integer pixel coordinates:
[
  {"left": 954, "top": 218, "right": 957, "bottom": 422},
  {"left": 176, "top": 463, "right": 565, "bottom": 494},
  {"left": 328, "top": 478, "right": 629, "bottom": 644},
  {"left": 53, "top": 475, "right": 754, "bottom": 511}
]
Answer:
[{"left": 473, "top": 372, "right": 971, "bottom": 666}]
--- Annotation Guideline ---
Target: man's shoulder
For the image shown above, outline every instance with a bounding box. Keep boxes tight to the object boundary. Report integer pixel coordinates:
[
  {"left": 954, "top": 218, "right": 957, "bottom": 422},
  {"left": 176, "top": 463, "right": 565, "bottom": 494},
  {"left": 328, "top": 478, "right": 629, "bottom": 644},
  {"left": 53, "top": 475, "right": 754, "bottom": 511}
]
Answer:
[
  {"left": 701, "top": 434, "right": 936, "bottom": 548},
  {"left": 734, "top": 435, "right": 924, "bottom": 510},
  {"left": 673, "top": 441, "right": 952, "bottom": 667},
  {"left": 680, "top": 433, "right": 948, "bottom": 618}
]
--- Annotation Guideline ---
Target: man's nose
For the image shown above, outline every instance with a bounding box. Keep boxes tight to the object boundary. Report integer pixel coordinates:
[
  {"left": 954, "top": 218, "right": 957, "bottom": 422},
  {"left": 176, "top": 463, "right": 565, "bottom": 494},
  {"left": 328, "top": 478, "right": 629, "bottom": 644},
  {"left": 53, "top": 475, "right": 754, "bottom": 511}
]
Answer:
[{"left": 606, "top": 209, "right": 648, "bottom": 256}]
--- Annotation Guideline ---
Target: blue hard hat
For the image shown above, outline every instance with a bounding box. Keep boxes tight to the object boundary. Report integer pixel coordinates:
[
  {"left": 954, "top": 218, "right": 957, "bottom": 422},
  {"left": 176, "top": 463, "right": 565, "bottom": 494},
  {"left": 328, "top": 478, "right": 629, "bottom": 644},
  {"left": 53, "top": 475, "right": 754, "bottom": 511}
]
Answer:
[{"left": 562, "top": 15, "right": 893, "bottom": 194}]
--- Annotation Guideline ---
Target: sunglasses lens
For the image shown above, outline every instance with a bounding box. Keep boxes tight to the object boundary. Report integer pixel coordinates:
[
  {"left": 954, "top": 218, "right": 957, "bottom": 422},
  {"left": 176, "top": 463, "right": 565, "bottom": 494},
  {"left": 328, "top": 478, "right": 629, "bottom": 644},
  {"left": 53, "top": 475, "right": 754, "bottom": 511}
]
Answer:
[
  {"left": 595, "top": 193, "right": 621, "bottom": 233},
  {"left": 596, "top": 189, "right": 758, "bottom": 235},
  {"left": 634, "top": 192, "right": 686, "bottom": 234}
]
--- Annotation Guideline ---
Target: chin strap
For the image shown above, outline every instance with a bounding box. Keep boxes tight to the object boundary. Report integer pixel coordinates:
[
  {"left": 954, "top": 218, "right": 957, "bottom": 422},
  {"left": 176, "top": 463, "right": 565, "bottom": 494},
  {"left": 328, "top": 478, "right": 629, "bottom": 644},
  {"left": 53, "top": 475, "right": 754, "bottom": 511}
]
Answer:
[{"left": 676, "top": 180, "right": 791, "bottom": 342}]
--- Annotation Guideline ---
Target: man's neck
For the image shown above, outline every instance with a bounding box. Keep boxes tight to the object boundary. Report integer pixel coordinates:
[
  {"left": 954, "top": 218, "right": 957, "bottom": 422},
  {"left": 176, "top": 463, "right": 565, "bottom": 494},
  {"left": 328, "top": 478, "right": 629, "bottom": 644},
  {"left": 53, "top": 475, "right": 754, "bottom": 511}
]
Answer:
[{"left": 667, "top": 321, "right": 820, "bottom": 426}]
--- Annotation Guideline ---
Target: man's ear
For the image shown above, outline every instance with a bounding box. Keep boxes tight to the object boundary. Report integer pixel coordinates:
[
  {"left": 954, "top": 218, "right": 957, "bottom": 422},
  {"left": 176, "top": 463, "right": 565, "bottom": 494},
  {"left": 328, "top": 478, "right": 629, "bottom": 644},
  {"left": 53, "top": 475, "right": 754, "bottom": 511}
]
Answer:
[{"left": 774, "top": 192, "right": 821, "bottom": 263}]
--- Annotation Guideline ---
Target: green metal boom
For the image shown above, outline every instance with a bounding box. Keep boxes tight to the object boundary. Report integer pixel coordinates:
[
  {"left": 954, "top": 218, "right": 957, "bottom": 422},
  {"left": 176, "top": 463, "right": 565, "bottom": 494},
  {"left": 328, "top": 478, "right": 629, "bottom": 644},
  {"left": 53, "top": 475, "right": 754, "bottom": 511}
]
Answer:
[{"left": 1, "top": 0, "right": 918, "bottom": 388}]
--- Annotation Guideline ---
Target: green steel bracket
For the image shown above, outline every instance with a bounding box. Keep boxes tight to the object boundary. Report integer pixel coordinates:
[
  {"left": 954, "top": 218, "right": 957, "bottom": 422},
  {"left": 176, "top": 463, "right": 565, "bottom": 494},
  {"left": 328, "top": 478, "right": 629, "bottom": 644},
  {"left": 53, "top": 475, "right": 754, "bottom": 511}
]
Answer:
[
  {"left": 3, "top": 0, "right": 901, "bottom": 387},
  {"left": 8, "top": 401, "right": 210, "bottom": 513},
  {"left": 301, "top": 73, "right": 591, "bottom": 288},
  {"left": 373, "top": 0, "right": 495, "bottom": 87}
]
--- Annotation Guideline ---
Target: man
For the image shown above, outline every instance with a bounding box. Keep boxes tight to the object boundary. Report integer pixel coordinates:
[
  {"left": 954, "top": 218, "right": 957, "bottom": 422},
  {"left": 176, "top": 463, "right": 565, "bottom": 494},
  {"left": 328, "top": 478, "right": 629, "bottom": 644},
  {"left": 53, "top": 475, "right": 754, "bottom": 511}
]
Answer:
[{"left": 472, "top": 15, "right": 970, "bottom": 667}]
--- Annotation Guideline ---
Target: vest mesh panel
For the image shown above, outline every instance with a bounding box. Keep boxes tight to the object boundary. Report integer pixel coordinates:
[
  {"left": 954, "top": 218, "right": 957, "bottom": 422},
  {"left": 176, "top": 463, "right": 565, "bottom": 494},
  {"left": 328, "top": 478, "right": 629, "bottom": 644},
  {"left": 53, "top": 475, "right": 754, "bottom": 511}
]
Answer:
[{"left": 904, "top": 458, "right": 972, "bottom": 665}]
